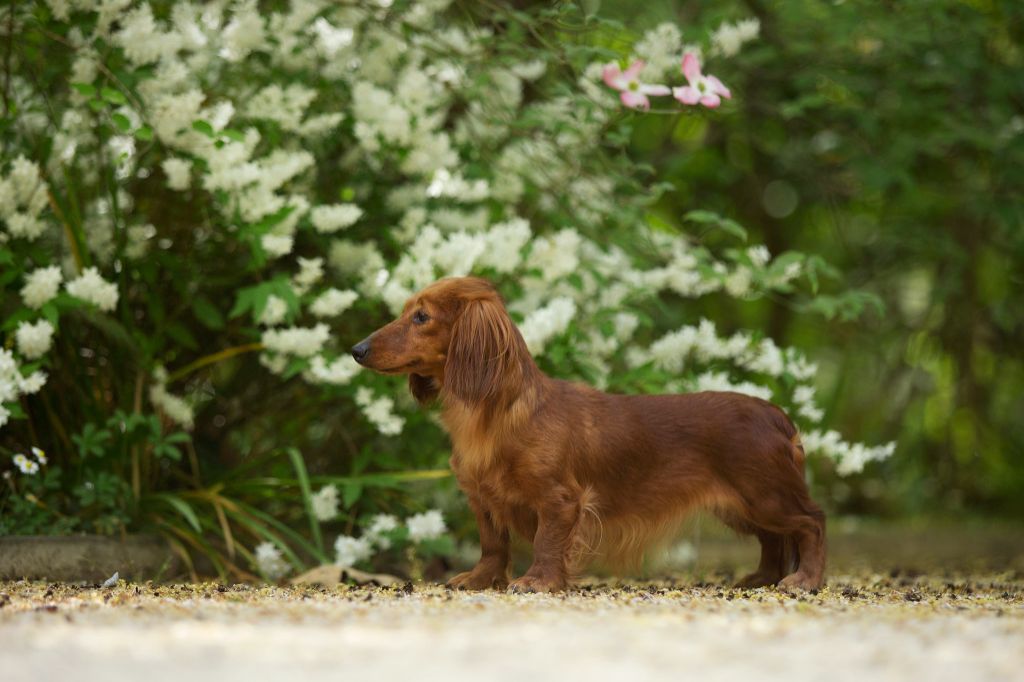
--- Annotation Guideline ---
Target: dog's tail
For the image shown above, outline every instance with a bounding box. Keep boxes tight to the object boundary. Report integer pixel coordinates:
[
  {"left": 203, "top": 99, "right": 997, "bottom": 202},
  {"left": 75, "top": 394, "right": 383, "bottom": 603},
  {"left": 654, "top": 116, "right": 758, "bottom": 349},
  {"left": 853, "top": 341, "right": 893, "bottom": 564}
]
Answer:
[
  {"left": 768, "top": 404, "right": 806, "bottom": 471},
  {"left": 790, "top": 430, "right": 806, "bottom": 471}
]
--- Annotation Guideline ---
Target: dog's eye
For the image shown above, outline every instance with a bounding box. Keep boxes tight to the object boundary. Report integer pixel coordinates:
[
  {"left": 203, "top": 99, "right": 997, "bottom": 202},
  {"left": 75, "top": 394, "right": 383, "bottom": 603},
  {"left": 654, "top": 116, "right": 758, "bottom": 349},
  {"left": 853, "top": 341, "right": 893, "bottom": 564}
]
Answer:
[{"left": 412, "top": 310, "right": 430, "bottom": 325}]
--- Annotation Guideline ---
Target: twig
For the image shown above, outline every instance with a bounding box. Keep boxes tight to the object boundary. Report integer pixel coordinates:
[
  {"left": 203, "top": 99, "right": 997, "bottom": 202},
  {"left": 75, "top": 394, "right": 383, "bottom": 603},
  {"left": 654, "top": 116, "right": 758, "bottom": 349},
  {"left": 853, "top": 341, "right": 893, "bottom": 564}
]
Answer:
[
  {"left": 46, "top": 189, "right": 84, "bottom": 274},
  {"left": 167, "top": 343, "right": 265, "bottom": 383}
]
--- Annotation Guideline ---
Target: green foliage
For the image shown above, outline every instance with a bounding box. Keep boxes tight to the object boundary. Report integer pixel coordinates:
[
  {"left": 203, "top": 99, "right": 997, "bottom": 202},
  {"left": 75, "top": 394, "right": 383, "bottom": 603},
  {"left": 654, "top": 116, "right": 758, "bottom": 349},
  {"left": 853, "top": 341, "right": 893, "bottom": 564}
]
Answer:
[{"left": 615, "top": 0, "right": 1024, "bottom": 514}]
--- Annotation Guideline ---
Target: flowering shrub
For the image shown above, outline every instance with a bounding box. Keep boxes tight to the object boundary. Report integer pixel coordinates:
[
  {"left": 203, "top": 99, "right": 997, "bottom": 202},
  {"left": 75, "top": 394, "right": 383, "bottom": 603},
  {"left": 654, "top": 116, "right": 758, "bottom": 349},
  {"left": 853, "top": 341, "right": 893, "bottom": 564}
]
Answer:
[
  {"left": 0, "top": 1, "right": 890, "bottom": 575},
  {"left": 254, "top": 501, "right": 448, "bottom": 580}
]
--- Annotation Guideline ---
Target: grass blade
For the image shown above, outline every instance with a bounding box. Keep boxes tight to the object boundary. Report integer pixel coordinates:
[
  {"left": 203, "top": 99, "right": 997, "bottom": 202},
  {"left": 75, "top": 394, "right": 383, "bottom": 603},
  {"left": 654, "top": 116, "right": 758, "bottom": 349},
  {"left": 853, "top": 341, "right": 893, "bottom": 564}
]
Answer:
[
  {"left": 286, "top": 447, "right": 324, "bottom": 556},
  {"left": 152, "top": 493, "right": 203, "bottom": 533}
]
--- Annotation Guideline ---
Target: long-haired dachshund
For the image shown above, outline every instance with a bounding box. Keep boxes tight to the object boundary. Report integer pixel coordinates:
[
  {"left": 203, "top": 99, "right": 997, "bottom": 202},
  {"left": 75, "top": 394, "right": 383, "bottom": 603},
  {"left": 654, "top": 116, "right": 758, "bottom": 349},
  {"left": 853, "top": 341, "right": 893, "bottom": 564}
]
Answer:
[{"left": 352, "top": 276, "right": 826, "bottom": 592}]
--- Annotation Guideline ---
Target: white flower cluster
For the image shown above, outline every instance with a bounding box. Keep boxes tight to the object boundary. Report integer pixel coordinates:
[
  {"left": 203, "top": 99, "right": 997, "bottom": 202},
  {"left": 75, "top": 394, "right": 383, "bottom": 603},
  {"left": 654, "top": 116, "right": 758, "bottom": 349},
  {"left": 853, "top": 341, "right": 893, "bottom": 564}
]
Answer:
[
  {"left": 364, "top": 513, "right": 399, "bottom": 550},
  {"left": 12, "top": 453, "right": 39, "bottom": 475},
  {"left": 66, "top": 267, "right": 119, "bottom": 311},
  {"left": 310, "top": 204, "right": 363, "bottom": 233},
  {"left": 406, "top": 509, "right": 447, "bottom": 542},
  {"left": 633, "top": 23, "right": 685, "bottom": 81},
  {"left": 332, "top": 510, "right": 443, "bottom": 569},
  {"left": 519, "top": 298, "right": 577, "bottom": 355},
  {"left": 693, "top": 371, "right": 773, "bottom": 401},
  {"left": 310, "top": 288, "right": 358, "bottom": 318},
  {"left": 162, "top": 158, "right": 191, "bottom": 191},
  {"left": 20, "top": 266, "right": 62, "bottom": 309},
  {"left": 15, "top": 320, "right": 55, "bottom": 360},
  {"left": 802, "top": 430, "right": 896, "bottom": 476},
  {"left": 354, "top": 387, "right": 404, "bottom": 436},
  {"left": 11, "top": 448, "right": 46, "bottom": 476},
  {"left": 710, "top": 18, "right": 761, "bottom": 58},
  {"left": 0, "top": 156, "right": 49, "bottom": 242},
  {"left": 793, "top": 385, "right": 825, "bottom": 423},
  {"left": 334, "top": 534, "right": 373, "bottom": 569},
  {"left": 148, "top": 366, "right": 194, "bottom": 430},
  {"left": 633, "top": 319, "right": 793, "bottom": 376},
  {"left": 246, "top": 84, "right": 343, "bottom": 137},
  {"left": 623, "top": 317, "right": 829, "bottom": 422},
  {"left": 0, "top": 349, "right": 47, "bottom": 429},
  {"left": 380, "top": 220, "right": 531, "bottom": 313},
  {"left": 293, "top": 257, "right": 324, "bottom": 294},
  {"left": 304, "top": 355, "right": 361, "bottom": 387},
  {"left": 425, "top": 169, "right": 489, "bottom": 202},
  {"left": 254, "top": 541, "right": 291, "bottom": 580},
  {"left": 258, "top": 295, "right": 288, "bottom": 326},
  {"left": 311, "top": 484, "right": 339, "bottom": 521},
  {"left": 261, "top": 324, "right": 330, "bottom": 358}
]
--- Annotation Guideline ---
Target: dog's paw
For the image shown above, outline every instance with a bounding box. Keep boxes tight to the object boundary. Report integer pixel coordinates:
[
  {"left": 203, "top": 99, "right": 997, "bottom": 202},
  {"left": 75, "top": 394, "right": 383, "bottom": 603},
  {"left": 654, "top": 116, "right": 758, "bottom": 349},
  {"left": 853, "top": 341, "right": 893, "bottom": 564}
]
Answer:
[
  {"left": 507, "top": 575, "right": 566, "bottom": 594},
  {"left": 446, "top": 570, "right": 508, "bottom": 591},
  {"left": 778, "top": 572, "right": 822, "bottom": 593}
]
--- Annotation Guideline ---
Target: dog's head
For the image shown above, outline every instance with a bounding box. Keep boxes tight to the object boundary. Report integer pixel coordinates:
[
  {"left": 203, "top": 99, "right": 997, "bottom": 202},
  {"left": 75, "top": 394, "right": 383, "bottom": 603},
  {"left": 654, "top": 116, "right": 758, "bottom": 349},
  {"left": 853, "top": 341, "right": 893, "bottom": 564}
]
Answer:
[{"left": 351, "top": 276, "right": 531, "bottom": 405}]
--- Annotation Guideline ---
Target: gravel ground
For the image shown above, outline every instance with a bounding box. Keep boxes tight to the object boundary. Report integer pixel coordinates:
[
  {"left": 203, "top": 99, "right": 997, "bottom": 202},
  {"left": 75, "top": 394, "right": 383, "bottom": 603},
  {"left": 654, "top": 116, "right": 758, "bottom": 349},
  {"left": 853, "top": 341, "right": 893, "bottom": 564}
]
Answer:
[{"left": 1, "top": 574, "right": 1022, "bottom": 682}]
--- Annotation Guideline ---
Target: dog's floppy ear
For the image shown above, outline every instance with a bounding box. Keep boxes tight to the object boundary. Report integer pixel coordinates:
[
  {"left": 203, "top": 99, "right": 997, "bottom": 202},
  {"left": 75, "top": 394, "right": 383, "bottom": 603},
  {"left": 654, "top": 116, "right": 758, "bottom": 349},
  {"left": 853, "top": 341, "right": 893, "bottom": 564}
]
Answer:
[
  {"left": 408, "top": 373, "right": 439, "bottom": 405},
  {"left": 444, "top": 296, "right": 528, "bottom": 405}
]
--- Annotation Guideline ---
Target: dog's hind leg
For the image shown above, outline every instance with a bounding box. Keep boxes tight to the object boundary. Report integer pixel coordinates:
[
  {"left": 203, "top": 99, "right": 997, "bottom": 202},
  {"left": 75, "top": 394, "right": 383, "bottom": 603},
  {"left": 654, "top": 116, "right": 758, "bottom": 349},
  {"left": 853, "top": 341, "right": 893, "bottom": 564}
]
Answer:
[
  {"left": 737, "top": 530, "right": 792, "bottom": 588},
  {"left": 737, "top": 490, "right": 825, "bottom": 591},
  {"left": 714, "top": 510, "right": 790, "bottom": 588}
]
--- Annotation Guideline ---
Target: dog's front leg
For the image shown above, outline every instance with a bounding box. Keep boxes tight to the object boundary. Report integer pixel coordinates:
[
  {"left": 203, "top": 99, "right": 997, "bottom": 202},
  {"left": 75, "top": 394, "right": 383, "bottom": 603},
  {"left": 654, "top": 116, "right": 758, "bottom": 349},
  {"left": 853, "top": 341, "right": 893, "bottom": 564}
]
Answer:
[
  {"left": 446, "top": 498, "right": 510, "bottom": 590},
  {"left": 508, "top": 490, "right": 579, "bottom": 593}
]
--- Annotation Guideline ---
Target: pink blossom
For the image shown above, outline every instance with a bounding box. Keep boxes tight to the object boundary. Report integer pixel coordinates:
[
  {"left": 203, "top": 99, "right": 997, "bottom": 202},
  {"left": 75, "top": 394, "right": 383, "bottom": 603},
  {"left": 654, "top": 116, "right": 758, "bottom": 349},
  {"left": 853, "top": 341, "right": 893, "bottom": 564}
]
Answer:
[
  {"left": 673, "top": 52, "right": 732, "bottom": 109},
  {"left": 602, "top": 60, "right": 671, "bottom": 110}
]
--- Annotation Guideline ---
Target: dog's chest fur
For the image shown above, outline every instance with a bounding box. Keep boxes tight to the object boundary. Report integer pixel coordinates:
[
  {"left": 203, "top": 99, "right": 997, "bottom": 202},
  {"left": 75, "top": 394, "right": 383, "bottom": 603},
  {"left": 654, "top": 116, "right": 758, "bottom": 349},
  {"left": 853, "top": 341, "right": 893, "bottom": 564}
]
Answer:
[{"left": 441, "top": 398, "right": 539, "bottom": 513}]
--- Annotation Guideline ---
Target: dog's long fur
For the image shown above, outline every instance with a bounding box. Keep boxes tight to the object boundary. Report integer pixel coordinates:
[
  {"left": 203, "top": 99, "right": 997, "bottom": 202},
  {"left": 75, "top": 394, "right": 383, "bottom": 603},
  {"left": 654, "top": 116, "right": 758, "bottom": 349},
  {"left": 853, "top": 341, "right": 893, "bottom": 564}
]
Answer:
[{"left": 353, "top": 277, "right": 826, "bottom": 592}]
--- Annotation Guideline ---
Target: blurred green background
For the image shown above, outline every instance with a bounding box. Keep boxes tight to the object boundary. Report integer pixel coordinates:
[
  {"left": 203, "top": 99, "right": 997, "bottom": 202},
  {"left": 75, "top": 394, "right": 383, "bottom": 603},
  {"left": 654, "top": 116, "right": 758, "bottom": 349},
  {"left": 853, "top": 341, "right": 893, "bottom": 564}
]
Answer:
[{"left": 609, "top": 0, "right": 1023, "bottom": 517}]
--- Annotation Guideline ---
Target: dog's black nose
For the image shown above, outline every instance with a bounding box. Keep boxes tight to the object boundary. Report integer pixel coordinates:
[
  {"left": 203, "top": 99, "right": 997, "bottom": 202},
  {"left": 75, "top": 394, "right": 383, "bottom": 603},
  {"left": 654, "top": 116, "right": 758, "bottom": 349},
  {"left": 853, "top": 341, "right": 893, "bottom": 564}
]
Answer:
[{"left": 351, "top": 340, "right": 371, "bottom": 363}]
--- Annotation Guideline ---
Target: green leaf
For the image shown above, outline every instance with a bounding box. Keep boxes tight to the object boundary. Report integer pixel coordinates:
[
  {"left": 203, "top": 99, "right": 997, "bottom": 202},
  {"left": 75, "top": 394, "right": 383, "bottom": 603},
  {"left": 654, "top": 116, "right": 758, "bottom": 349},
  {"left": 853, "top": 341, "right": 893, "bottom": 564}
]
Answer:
[
  {"left": 40, "top": 302, "right": 60, "bottom": 327},
  {"left": 154, "top": 443, "right": 183, "bottom": 461},
  {"left": 111, "top": 113, "right": 131, "bottom": 132},
  {"left": 72, "top": 83, "right": 96, "bottom": 97},
  {"left": 342, "top": 482, "right": 363, "bottom": 508},
  {"left": 135, "top": 125, "right": 153, "bottom": 141},
  {"left": 165, "top": 321, "right": 199, "bottom": 351},
  {"left": 232, "top": 277, "right": 299, "bottom": 324},
  {"left": 88, "top": 99, "right": 106, "bottom": 112},
  {"left": 192, "top": 296, "right": 225, "bottom": 330},
  {"left": 156, "top": 494, "right": 203, "bottom": 533},
  {"left": 228, "top": 287, "right": 258, "bottom": 319},
  {"left": 101, "top": 87, "right": 127, "bottom": 105},
  {"left": 221, "top": 128, "right": 245, "bottom": 142},
  {"left": 683, "top": 210, "right": 747, "bottom": 240},
  {"left": 191, "top": 120, "right": 215, "bottom": 137},
  {"left": 2, "top": 308, "right": 35, "bottom": 332},
  {"left": 282, "top": 356, "right": 310, "bottom": 379}
]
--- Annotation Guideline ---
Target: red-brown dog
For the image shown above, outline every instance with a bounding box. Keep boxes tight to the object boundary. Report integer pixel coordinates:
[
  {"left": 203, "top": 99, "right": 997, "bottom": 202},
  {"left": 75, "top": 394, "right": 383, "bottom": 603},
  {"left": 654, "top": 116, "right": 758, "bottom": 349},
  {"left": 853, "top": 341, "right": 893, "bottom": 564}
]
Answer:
[{"left": 352, "top": 276, "right": 825, "bottom": 592}]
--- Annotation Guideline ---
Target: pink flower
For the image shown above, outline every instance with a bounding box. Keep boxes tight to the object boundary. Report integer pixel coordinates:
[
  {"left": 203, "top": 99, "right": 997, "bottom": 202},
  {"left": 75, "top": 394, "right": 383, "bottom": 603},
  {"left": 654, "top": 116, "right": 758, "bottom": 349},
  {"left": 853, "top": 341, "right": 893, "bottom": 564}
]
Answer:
[
  {"left": 673, "top": 52, "right": 732, "bottom": 108},
  {"left": 603, "top": 60, "right": 671, "bottom": 110}
]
